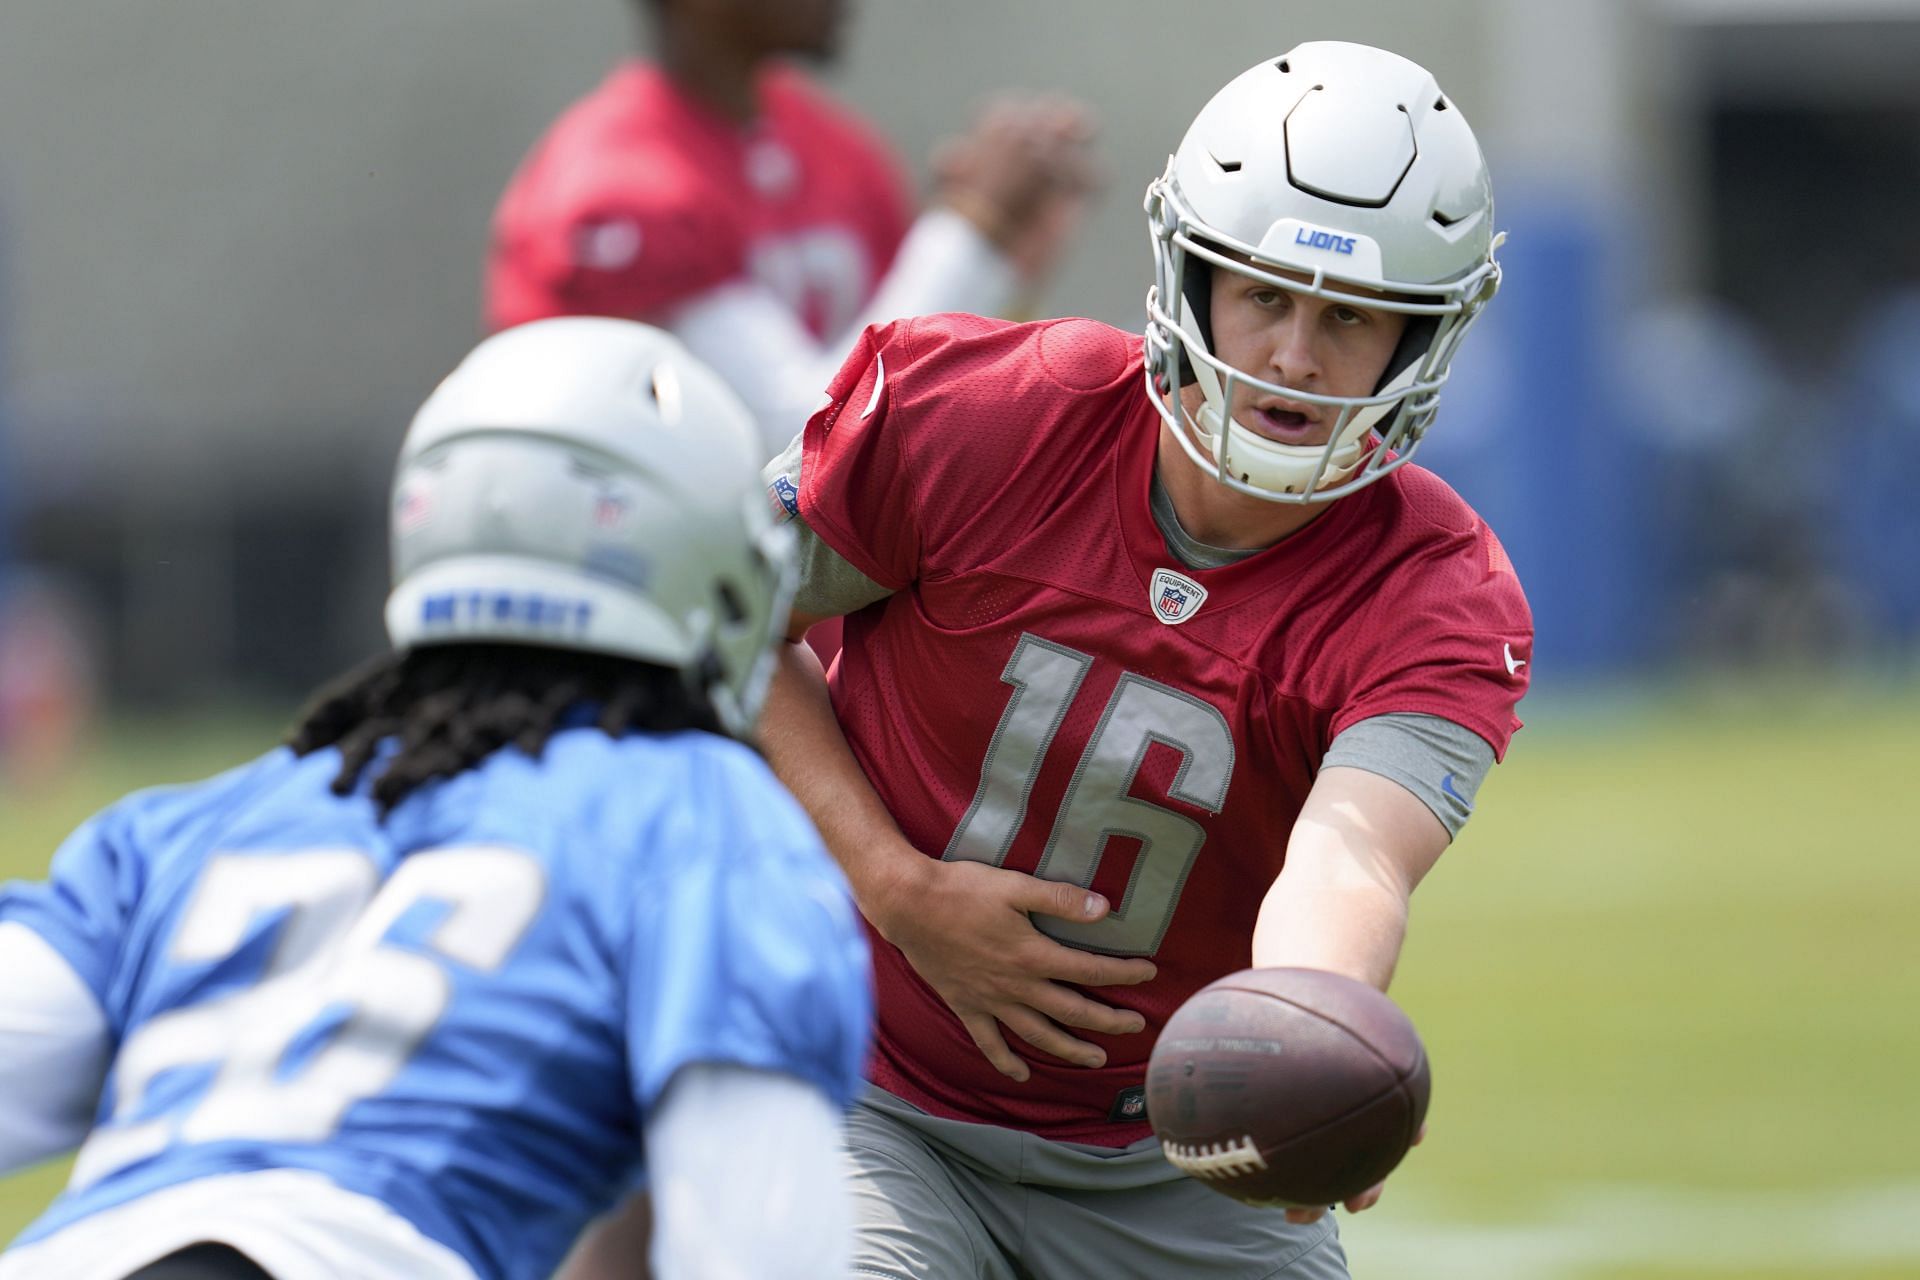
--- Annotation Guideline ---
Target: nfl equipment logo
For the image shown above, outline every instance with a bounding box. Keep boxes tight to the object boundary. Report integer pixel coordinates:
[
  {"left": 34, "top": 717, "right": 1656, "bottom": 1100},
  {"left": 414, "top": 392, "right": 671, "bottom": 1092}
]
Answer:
[{"left": 1149, "top": 568, "right": 1208, "bottom": 626}]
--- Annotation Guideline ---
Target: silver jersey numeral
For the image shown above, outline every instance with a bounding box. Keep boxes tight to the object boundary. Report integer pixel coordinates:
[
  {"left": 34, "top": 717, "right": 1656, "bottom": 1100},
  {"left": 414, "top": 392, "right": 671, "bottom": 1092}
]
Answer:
[
  {"left": 944, "top": 634, "right": 1235, "bottom": 956},
  {"left": 941, "top": 635, "right": 1093, "bottom": 868}
]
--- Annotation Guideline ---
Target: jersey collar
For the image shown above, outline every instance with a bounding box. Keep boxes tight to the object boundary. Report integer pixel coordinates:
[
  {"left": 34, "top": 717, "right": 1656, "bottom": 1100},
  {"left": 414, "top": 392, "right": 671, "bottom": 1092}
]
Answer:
[{"left": 1112, "top": 393, "right": 1377, "bottom": 611}]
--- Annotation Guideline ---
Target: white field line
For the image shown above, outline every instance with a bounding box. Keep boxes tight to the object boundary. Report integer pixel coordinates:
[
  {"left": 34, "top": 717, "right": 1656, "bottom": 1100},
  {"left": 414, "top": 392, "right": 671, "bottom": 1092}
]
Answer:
[{"left": 1342, "top": 1182, "right": 1920, "bottom": 1277}]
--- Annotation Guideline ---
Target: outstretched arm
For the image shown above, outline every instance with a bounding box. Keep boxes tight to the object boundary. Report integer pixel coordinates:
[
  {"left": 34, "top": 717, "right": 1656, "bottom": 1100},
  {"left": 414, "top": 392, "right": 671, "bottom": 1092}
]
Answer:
[
  {"left": 1251, "top": 765, "right": 1450, "bottom": 985},
  {"left": 1250, "top": 765, "right": 1451, "bottom": 1223}
]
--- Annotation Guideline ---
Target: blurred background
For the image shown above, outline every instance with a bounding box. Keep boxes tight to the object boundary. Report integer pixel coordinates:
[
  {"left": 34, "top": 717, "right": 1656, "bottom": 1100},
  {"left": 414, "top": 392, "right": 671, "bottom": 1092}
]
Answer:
[{"left": 2, "top": 1, "right": 1916, "bottom": 1276}]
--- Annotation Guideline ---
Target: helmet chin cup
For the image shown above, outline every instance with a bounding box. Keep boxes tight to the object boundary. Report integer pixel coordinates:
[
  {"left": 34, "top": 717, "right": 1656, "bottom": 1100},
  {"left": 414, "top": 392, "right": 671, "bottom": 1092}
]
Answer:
[{"left": 1190, "top": 380, "right": 1372, "bottom": 499}]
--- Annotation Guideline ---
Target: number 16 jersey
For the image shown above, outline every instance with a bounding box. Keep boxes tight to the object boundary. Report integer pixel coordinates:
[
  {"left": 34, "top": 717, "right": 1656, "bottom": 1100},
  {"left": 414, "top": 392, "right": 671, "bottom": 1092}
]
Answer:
[{"left": 794, "top": 313, "right": 1532, "bottom": 1146}]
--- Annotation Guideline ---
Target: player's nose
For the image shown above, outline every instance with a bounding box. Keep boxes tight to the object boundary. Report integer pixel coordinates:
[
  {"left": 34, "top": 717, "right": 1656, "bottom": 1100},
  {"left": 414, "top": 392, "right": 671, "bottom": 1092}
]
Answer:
[{"left": 1266, "top": 309, "right": 1322, "bottom": 387}]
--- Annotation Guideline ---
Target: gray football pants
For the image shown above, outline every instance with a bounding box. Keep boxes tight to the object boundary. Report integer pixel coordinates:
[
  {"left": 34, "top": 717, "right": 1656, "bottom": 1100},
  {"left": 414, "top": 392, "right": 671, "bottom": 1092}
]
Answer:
[{"left": 847, "top": 1088, "right": 1350, "bottom": 1280}]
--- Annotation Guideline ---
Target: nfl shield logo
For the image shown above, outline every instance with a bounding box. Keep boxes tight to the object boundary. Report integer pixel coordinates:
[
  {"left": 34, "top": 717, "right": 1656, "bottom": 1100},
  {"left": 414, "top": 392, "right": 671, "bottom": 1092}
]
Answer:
[
  {"left": 1149, "top": 567, "right": 1207, "bottom": 626},
  {"left": 1107, "top": 1085, "right": 1149, "bottom": 1123},
  {"left": 593, "top": 491, "right": 630, "bottom": 531},
  {"left": 767, "top": 474, "right": 801, "bottom": 523}
]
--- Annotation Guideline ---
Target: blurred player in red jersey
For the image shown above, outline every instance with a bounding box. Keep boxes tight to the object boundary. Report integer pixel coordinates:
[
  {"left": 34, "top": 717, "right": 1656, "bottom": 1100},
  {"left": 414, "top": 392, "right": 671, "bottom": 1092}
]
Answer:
[
  {"left": 750, "top": 42, "right": 1534, "bottom": 1278},
  {"left": 486, "top": 0, "right": 1094, "bottom": 460}
]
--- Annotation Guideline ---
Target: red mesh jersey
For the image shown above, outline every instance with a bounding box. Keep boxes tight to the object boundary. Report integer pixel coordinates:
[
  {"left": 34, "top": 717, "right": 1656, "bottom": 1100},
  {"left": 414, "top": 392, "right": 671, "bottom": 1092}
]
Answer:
[
  {"left": 801, "top": 314, "right": 1534, "bottom": 1145},
  {"left": 486, "top": 63, "right": 912, "bottom": 338}
]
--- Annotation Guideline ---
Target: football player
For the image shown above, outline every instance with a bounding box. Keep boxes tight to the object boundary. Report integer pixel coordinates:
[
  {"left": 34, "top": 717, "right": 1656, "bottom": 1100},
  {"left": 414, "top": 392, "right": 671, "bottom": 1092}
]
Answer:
[
  {"left": 754, "top": 42, "right": 1535, "bottom": 1277},
  {"left": 0, "top": 320, "right": 871, "bottom": 1280},
  {"left": 486, "top": 0, "right": 1095, "bottom": 458}
]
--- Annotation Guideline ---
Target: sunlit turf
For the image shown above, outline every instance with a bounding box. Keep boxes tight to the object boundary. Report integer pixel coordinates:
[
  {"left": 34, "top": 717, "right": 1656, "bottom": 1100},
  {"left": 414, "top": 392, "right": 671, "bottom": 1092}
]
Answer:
[
  {"left": 4, "top": 684, "right": 1916, "bottom": 1276},
  {"left": 1341, "top": 679, "right": 1920, "bottom": 1277},
  {"left": 1394, "top": 684, "right": 1918, "bottom": 1196}
]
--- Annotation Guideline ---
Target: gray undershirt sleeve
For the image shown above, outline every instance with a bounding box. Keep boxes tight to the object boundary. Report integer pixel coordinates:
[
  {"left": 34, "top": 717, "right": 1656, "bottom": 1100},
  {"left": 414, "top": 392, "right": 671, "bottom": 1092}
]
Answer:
[
  {"left": 1322, "top": 713, "right": 1495, "bottom": 840},
  {"left": 762, "top": 434, "right": 896, "bottom": 620}
]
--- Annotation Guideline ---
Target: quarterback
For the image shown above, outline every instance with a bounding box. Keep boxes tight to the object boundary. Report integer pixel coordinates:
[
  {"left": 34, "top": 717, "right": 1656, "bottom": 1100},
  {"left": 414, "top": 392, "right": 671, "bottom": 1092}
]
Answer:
[
  {"left": 758, "top": 42, "right": 1534, "bottom": 1276},
  {"left": 0, "top": 321, "right": 870, "bottom": 1280}
]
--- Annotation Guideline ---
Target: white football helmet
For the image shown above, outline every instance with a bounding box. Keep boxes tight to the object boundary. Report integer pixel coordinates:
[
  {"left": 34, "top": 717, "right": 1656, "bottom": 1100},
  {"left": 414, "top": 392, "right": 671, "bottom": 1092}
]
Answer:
[
  {"left": 1144, "top": 42, "right": 1504, "bottom": 502},
  {"left": 385, "top": 318, "right": 796, "bottom": 737}
]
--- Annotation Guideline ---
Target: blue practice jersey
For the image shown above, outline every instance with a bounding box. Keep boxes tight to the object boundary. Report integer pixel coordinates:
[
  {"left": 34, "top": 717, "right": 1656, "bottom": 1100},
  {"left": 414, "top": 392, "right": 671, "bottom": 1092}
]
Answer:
[{"left": 0, "top": 728, "right": 871, "bottom": 1280}]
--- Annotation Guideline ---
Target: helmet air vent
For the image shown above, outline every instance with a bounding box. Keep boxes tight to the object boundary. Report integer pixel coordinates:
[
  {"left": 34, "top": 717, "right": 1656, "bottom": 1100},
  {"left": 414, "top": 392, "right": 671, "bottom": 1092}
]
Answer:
[
  {"left": 1276, "top": 59, "right": 1290, "bottom": 73},
  {"left": 715, "top": 581, "right": 749, "bottom": 627},
  {"left": 1434, "top": 97, "right": 1448, "bottom": 111}
]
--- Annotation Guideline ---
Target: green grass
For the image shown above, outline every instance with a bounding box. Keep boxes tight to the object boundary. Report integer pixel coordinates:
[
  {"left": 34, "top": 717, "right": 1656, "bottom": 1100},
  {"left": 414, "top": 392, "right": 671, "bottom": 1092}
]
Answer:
[
  {"left": 4, "top": 687, "right": 1917, "bottom": 1276},
  {"left": 1340, "top": 682, "right": 1920, "bottom": 1276},
  {"left": 1417, "top": 689, "right": 1918, "bottom": 1190}
]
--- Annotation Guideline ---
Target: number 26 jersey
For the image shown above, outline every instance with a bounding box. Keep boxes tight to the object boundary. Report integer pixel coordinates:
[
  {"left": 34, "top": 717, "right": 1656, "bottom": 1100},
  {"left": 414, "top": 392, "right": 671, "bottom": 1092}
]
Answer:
[
  {"left": 795, "top": 313, "right": 1533, "bottom": 1145},
  {"left": 0, "top": 730, "right": 871, "bottom": 1279}
]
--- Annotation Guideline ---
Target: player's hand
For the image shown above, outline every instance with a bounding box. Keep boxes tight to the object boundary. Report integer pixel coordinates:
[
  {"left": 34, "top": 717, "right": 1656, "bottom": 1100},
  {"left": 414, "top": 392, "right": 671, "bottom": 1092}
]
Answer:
[
  {"left": 933, "top": 93, "right": 1099, "bottom": 279},
  {"left": 871, "top": 855, "right": 1155, "bottom": 1082},
  {"left": 1282, "top": 1124, "right": 1427, "bottom": 1225},
  {"left": 1000, "top": 157, "right": 1096, "bottom": 285}
]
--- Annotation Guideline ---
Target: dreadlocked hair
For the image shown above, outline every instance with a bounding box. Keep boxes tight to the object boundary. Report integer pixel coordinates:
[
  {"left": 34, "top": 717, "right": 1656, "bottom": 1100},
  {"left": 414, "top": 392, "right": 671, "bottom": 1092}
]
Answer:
[{"left": 288, "top": 643, "right": 726, "bottom": 818}]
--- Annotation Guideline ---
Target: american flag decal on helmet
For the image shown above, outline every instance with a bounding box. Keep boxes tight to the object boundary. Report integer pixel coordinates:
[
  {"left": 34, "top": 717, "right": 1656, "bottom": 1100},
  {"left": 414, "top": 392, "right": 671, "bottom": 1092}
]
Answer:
[{"left": 1149, "top": 567, "right": 1208, "bottom": 625}]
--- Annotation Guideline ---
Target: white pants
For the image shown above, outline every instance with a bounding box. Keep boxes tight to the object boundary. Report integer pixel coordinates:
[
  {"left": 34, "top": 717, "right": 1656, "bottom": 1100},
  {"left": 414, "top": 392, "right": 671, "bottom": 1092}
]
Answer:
[{"left": 0, "top": 1170, "right": 476, "bottom": 1280}]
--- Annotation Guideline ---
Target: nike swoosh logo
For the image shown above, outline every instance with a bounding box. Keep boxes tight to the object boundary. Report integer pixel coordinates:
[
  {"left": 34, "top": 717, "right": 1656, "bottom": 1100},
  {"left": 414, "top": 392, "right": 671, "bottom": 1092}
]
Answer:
[
  {"left": 861, "top": 354, "right": 886, "bottom": 420},
  {"left": 1503, "top": 642, "right": 1527, "bottom": 676},
  {"left": 1441, "top": 773, "right": 1473, "bottom": 811}
]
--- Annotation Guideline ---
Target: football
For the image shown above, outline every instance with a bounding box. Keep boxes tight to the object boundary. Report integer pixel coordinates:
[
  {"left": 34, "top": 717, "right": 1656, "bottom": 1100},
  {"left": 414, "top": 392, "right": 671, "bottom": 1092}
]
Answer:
[{"left": 1145, "top": 967, "right": 1430, "bottom": 1208}]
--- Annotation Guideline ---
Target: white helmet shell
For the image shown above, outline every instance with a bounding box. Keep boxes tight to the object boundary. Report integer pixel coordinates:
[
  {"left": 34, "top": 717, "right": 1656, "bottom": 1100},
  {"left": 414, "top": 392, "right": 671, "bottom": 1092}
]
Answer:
[
  {"left": 1144, "top": 42, "right": 1503, "bottom": 502},
  {"left": 385, "top": 318, "right": 795, "bottom": 737}
]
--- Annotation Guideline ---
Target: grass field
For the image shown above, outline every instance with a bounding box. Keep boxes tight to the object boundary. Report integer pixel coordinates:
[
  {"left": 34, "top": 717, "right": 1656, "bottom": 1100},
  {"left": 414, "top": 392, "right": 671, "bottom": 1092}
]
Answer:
[{"left": 3, "top": 684, "right": 1917, "bottom": 1277}]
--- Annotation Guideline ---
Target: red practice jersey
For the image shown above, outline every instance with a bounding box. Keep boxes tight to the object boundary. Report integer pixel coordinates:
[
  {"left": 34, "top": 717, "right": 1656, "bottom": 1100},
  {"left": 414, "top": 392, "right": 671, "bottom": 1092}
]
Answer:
[
  {"left": 487, "top": 62, "right": 913, "bottom": 338},
  {"left": 799, "top": 313, "right": 1533, "bottom": 1145}
]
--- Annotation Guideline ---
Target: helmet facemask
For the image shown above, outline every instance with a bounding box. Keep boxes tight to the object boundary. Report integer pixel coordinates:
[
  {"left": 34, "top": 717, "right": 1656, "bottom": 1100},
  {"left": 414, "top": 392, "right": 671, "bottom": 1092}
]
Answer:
[
  {"left": 1145, "top": 177, "right": 1499, "bottom": 503},
  {"left": 1141, "top": 45, "right": 1505, "bottom": 505}
]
